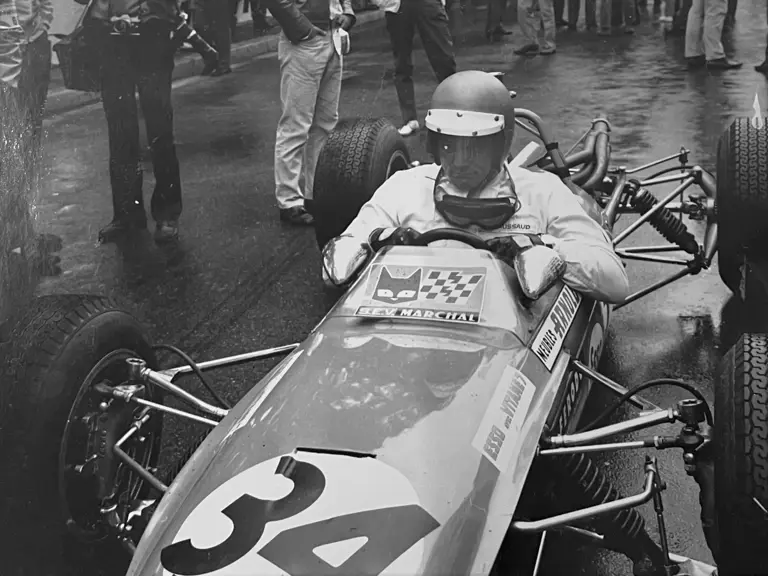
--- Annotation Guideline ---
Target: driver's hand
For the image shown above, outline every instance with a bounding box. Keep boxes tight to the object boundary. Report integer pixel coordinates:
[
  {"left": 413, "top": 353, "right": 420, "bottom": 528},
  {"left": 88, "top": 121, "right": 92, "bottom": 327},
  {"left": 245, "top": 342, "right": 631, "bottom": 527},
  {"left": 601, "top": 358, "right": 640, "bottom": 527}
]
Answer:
[
  {"left": 368, "top": 227, "right": 421, "bottom": 252},
  {"left": 487, "top": 234, "right": 547, "bottom": 266}
]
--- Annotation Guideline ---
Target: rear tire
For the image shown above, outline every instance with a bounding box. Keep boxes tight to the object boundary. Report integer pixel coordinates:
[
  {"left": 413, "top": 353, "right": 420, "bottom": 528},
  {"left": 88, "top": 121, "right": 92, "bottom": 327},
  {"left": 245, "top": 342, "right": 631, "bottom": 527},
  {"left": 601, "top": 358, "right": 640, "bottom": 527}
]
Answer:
[
  {"left": 715, "top": 118, "right": 768, "bottom": 298},
  {"left": 0, "top": 295, "right": 161, "bottom": 576},
  {"left": 312, "top": 117, "right": 411, "bottom": 251},
  {"left": 713, "top": 333, "right": 768, "bottom": 575}
]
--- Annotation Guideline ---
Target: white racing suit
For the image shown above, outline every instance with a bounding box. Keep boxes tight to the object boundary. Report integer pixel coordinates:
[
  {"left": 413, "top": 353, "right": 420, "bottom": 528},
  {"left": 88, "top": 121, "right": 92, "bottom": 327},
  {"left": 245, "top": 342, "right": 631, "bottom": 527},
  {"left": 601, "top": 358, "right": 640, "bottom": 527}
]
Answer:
[{"left": 323, "top": 163, "right": 631, "bottom": 305}]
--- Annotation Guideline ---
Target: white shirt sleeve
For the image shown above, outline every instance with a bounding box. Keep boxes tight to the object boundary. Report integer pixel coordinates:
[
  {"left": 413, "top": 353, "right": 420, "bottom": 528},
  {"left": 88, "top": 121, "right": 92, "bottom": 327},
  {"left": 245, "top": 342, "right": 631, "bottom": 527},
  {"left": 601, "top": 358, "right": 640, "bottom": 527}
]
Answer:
[
  {"left": 542, "top": 175, "right": 630, "bottom": 304},
  {"left": 322, "top": 170, "right": 406, "bottom": 286}
]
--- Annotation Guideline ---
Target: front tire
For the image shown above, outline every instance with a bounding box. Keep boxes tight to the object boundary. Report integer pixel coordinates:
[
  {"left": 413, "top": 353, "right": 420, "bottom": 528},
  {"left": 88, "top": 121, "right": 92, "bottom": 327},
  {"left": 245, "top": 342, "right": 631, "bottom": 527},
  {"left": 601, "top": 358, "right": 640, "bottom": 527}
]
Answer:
[
  {"left": 715, "top": 118, "right": 768, "bottom": 300},
  {"left": 312, "top": 117, "right": 411, "bottom": 251},
  {"left": 0, "top": 295, "right": 161, "bottom": 576},
  {"left": 713, "top": 332, "right": 768, "bottom": 575}
]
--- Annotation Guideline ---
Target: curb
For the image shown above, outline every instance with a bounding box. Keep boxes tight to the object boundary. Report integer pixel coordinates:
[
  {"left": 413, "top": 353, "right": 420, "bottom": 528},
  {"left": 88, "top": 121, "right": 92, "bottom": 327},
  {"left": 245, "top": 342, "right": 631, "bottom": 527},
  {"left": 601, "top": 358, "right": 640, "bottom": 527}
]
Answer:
[{"left": 44, "top": 9, "right": 386, "bottom": 118}]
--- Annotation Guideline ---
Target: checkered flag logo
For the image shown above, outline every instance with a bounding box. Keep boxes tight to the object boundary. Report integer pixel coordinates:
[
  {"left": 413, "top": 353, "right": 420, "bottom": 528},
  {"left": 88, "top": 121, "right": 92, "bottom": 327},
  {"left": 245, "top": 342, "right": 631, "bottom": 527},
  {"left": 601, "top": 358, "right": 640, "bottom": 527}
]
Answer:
[{"left": 419, "top": 270, "right": 484, "bottom": 306}]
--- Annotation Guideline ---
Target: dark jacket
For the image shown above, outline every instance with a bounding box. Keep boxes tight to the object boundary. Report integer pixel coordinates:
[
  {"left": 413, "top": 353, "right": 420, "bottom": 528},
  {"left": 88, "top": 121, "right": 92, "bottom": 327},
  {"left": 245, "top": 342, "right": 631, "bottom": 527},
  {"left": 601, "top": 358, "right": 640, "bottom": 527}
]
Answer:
[
  {"left": 85, "top": 0, "right": 179, "bottom": 25},
  {"left": 261, "top": 0, "right": 354, "bottom": 43}
]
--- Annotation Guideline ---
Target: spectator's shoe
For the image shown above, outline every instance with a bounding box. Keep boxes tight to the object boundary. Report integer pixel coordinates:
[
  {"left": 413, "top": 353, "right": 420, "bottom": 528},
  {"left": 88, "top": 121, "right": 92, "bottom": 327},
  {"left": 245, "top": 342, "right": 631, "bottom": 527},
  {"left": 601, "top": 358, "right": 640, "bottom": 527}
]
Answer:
[
  {"left": 621, "top": 25, "right": 635, "bottom": 34},
  {"left": 686, "top": 55, "right": 706, "bottom": 68},
  {"left": 280, "top": 206, "right": 314, "bottom": 226},
  {"left": 398, "top": 120, "right": 420, "bottom": 137},
  {"left": 597, "top": 27, "right": 611, "bottom": 35},
  {"left": 707, "top": 57, "right": 743, "bottom": 69},
  {"left": 154, "top": 220, "right": 179, "bottom": 243},
  {"left": 567, "top": 23, "right": 577, "bottom": 30},
  {"left": 486, "top": 26, "right": 512, "bottom": 42},
  {"left": 211, "top": 66, "right": 232, "bottom": 77},
  {"left": 540, "top": 46, "right": 556, "bottom": 55},
  {"left": 201, "top": 59, "right": 218, "bottom": 76},
  {"left": 556, "top": 18, "right": 569, "bottom": 27},
  {"left": 98, "top": 218, "right": 147, "bottom": 244},
  {"left": 514, "top": 43, "right": 539, "bottom": 56}
]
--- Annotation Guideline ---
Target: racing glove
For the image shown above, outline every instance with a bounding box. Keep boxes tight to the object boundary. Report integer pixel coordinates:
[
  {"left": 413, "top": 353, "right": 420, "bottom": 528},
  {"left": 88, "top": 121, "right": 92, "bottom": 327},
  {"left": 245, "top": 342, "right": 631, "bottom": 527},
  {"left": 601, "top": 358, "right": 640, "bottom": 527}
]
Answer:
[
  {"left": 486, "top": 234, "right": 556, "bottom": 267},
  {"left": 368, "top": 227, "right": 422, "bottom": 252}
]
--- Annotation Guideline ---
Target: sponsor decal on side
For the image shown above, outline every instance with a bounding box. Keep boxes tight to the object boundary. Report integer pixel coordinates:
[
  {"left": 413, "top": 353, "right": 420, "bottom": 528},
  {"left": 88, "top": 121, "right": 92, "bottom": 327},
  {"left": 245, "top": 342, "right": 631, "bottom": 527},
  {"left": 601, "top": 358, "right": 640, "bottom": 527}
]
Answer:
[
  {"left": 161, "top": 451, "right": 439, "bottom": 576},
  {"left": 555, "top": 304, "right": 605, "bottom": 433},
  {"left": 531, "top": 285, "right": 582, "bottom": 370},
  {"left": 356, "top": 265, "right": 487, "bottom": 325},
  {"left": 472, "top": 366, "right": 536, "bottom": 473}
]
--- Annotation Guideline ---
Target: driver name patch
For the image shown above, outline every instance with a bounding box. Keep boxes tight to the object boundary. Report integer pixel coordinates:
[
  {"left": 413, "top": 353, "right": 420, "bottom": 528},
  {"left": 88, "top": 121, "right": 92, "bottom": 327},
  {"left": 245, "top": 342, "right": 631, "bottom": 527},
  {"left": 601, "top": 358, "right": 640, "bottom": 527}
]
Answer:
[
  {"left": 355, "top": 265, "right": 487, "bottom": 325},
  {"left": 531, "top": 286, "right": 582, "bottom": 370}
]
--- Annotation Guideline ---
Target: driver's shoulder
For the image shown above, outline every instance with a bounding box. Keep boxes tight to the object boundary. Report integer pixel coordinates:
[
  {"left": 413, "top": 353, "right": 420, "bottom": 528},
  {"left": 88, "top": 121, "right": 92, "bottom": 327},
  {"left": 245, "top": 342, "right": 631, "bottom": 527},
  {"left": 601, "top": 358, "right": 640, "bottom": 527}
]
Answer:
[{"left": 508, "top": 165, "right": 572, "bottom": 200}]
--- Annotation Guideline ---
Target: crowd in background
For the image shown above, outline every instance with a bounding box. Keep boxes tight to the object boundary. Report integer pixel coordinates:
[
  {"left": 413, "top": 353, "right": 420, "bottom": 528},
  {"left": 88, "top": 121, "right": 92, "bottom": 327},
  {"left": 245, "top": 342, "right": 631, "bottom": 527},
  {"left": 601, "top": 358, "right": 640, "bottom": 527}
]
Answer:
[{"left": 0, "top": 0, "right": 765, "bottom": 241}]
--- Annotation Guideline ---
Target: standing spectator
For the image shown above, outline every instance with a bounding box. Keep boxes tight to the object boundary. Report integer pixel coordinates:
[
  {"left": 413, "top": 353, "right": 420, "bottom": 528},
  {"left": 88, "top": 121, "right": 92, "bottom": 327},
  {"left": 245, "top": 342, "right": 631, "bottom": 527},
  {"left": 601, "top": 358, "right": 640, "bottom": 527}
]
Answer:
[
  {"left": 0, "top": 0, "right": 53, "bottom": 149},
  {"left": 514, "top": 0, "right": 556, "bottom": 55},
  {"left": 596, "top": 0, "right": 635, "bottom": 34},
  {"left": 485, "top": 0, "right": 512, "bottom": 41},
  {"left": 568, "top": 0, "right": 596, "bottom": 30},
  {"left": 196, "top": 0, "right": 233, "bottom": 74},
  {"left": 269, "top": 0, "right": 355, "bottom": 225},
  {"left": 684, "top": 0, "right": 741, "bottom": 68},
  {"left": 79, "top": 0, "right": 184, "bottom": 243},
  {"left": 755, "top": 0, "right": 767, "bottom": 73},
  {"left": 0, "top": 0, "right": 62, "bottom": 283},
  {"left": 377, "top": 0, "right": 456, "bottom": 136},
  {"left": 724, "top": 0, "right": 734, "bottom": 26},
  {"left": 554, "top": 0, "right": 569, "bottom": 27},
  {"left": 248, "top": 0, "right": 272, "bottom": 33}
]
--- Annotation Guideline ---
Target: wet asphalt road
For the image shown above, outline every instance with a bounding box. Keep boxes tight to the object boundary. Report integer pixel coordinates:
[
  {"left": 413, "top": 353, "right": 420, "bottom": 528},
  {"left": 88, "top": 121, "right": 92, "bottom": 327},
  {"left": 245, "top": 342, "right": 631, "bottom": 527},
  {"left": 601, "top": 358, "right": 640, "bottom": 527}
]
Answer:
[{"left": 32, "top": 1, "right": 768, "bottom": 573}]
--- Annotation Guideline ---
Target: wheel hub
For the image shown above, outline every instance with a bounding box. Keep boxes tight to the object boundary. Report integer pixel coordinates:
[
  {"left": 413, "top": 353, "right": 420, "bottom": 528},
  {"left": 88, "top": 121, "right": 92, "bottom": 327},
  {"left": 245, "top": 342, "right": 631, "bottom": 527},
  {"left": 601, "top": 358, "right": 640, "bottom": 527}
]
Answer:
[{"left": 59, "top": 350, "right": 159, "bottom": 543}]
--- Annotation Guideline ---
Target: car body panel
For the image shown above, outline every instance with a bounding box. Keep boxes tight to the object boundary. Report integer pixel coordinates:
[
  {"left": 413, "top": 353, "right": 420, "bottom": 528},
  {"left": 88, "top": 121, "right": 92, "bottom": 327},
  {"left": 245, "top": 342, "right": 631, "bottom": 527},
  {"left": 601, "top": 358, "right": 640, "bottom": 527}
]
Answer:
[{"left": 127, "top": 248, "right": 609, "bottom": 576}]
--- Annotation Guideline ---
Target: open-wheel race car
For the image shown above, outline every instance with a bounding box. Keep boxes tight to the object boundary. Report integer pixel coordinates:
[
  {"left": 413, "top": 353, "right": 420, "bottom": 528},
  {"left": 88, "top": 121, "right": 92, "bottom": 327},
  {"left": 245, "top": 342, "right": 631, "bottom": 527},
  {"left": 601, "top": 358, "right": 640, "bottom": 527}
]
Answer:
[{"left": 1, "top": 94, "right": 767, "bottom": 576}]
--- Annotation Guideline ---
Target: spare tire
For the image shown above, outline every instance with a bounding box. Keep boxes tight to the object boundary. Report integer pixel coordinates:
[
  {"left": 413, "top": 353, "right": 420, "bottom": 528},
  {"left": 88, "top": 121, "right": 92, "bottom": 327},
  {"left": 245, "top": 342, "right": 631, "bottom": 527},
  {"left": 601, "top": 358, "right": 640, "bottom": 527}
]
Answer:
[
  {"left": 312, "top": 117, "right": 411, "bottom": 251},
  {"left": 716, "top": 118, "right": 768, "bottom": 298},
  {"left": 0, "top": 294, "right": 162, "bottom": 576},
  {"left": 713, "top": 332, "right": 768, "bottom": 576}
]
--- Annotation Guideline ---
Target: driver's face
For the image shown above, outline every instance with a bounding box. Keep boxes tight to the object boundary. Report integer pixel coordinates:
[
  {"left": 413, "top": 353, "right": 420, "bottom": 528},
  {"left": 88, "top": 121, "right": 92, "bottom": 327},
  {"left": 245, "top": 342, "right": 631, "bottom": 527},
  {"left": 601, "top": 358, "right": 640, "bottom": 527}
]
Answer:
[{"left": 439, "top": 134, "right": 496, "bottom": 191}]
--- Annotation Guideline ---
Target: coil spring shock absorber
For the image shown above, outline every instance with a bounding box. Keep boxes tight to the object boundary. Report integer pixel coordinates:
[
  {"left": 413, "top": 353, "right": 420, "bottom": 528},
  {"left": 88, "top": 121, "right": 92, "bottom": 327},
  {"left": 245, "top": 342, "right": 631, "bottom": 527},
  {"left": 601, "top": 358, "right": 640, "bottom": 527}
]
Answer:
[
  {"left": 550, "top": 452, "right": 667, "bottom": 576},
  {"left": 627, "top": 180, "right": 699, "bottom": 255}
]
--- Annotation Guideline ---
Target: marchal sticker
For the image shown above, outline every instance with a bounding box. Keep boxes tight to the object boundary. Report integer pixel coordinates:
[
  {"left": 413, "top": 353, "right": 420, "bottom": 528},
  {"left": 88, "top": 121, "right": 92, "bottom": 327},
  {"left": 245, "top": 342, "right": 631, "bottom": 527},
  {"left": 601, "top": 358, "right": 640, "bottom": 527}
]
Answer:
[
  {"left": 356, "top": 265, "right": 487, "bottom": 325},
  {"left": 530, "top": 286, "right": 582, "bottom": 371},
  {"left": 160, "top": 451, "right": 439, "bottom": 576},
  {"left": 472, "top": 366, "right": 536, "bottom": 473}
]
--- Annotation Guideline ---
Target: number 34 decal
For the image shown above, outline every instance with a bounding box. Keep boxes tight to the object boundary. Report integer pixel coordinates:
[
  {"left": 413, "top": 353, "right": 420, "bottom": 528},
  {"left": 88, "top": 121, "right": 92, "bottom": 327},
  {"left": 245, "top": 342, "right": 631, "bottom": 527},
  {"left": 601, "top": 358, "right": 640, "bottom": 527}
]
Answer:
[{"left": 160, "top": 451, "right": 440, "bottom": 576}]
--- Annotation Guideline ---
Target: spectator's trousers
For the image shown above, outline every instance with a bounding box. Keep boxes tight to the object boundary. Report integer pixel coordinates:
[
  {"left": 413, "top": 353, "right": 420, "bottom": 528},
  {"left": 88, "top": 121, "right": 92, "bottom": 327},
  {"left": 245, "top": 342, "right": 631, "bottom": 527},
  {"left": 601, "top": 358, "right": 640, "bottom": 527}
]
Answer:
[
  {"left": 384, "top": 0, "right": 456, "bottom": 124},
  {"left": 684, "top": 0, "right": 726, "bottom": 59},
  {"left": 18, "top": 32, "right": 51, "bottom": 151},
  {"left": 90, "top": 23, "right": 182, "bottom": 223},
  {"left": 197, "top": 0, "right": 234, "bottom": 66},
  {"left": 568, "top": 0, "right": 597, "bottom": 28},
  {"left": 274, "top": 32, "right": 341, "bottom": 210},
  {"left": 518, "top": 0, "right": 556, "bottom": 50}
]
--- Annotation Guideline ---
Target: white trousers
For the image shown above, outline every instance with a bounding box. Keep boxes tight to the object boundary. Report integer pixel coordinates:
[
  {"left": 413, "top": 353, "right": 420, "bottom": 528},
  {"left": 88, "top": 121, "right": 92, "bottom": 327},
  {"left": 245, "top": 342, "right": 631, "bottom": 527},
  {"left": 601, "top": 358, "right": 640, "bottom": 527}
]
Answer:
[{"left": 684, "top": 0, "right": 727, "bottom": 60}]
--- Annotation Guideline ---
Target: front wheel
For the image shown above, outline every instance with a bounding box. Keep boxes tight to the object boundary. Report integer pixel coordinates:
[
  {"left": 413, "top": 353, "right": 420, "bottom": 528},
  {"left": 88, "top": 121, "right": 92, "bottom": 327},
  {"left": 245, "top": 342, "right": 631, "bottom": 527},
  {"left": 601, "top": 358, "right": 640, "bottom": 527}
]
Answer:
[
  {"left": 0, "top": 295, "right": 162, "bottom": 576},
  {"left": 712, "top": 332, "right": 768, "bottom": 575},
  {"left": 312, "top": 117, "right": 411, "bottom": 251},
  {"left": 715, "top": 118, "right": 768, "bottom": 302}
]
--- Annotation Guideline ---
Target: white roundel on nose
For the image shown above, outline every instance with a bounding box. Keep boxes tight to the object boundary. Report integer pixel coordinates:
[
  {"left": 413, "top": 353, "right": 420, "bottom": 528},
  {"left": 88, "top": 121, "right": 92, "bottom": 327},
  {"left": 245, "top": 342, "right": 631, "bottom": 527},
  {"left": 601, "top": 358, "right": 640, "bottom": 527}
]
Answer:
[{"left": 160, "top": 450, "right": 440, "bottom": 576}]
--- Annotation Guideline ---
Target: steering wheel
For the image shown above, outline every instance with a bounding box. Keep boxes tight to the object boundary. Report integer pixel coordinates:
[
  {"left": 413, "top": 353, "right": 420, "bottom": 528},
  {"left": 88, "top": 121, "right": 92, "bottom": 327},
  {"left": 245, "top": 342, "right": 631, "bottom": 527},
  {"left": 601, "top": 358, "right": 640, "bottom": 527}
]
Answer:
[{"left": 411, "top": 228, "right": 490, "bottom": 250}]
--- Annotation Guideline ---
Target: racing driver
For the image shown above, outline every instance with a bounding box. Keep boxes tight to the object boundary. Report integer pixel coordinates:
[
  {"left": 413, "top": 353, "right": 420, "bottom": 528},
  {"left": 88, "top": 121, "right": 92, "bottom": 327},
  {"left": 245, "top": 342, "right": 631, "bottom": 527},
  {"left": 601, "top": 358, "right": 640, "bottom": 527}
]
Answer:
[{"left": 321, "top": 70, "right": 630, "bottom": 305}]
